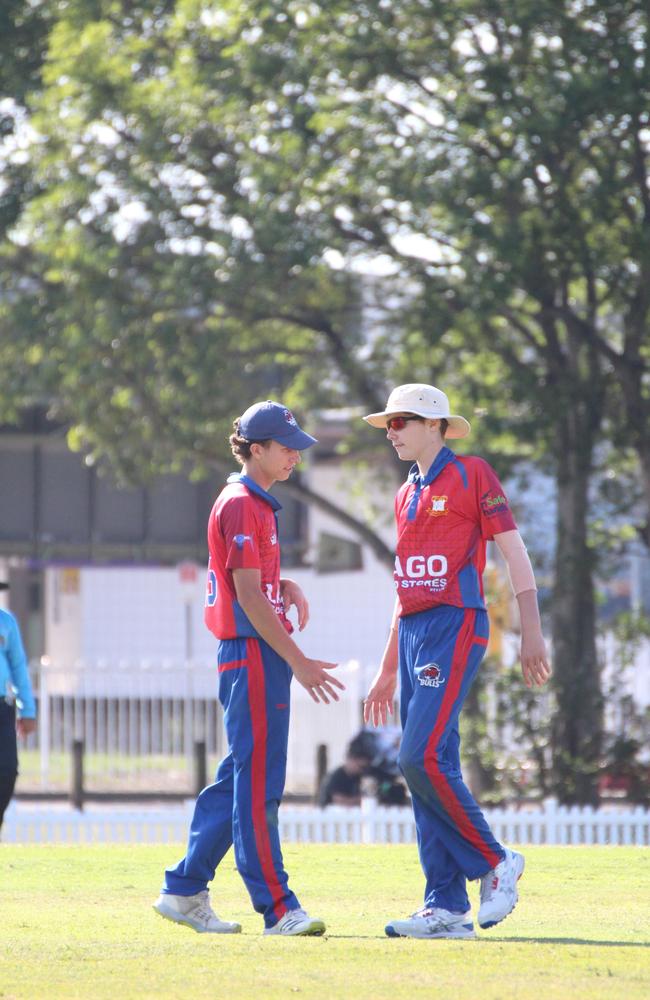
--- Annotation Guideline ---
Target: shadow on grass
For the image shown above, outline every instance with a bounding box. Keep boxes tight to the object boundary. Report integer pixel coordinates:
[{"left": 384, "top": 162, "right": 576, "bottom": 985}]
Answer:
[
  {"left": 482, "top": 936, "right": 650, "bottom": 947},
  {"left": 326, "top": 935, "right": 650, "bottom": 946}
]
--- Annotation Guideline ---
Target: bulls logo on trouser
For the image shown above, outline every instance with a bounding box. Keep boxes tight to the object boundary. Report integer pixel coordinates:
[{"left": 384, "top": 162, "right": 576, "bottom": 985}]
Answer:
[
  {"left": 163, "top": 637, "right": 299, "bottom": 927},
  {"left": 398, "top": 605, "right": 506, "bottom": 914}
]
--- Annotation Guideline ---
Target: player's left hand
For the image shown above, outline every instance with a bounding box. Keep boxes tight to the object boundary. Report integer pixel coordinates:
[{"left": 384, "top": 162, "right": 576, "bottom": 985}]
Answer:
[
  {"left": 520, "top": 633, "right": 552, "bottom": 688},
  {"left": 279, "top": 578, "right": 310, "bottom": 630}
]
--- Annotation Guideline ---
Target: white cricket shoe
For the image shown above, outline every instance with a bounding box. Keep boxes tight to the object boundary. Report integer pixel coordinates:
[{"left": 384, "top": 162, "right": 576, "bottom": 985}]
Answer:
[
  {"left": 153, "top": 890, "right": 242, "bottom": 933},
  {"left": 264, "top": 907, "right": 326, "bottom": 936},
  {"left": 478, "top": 848, "right": 525, "bottom": 929},
  {"left": 385, "top": 907, "right": 476, "bottom": 939}
]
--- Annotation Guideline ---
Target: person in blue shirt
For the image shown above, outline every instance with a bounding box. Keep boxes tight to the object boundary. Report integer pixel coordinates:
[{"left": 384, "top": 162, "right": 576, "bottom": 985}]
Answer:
[{"left": 0, "top": 584, "right": 37, "bottom": 831}]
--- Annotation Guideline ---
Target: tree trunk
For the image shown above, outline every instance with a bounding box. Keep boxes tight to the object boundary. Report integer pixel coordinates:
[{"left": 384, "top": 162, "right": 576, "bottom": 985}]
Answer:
[
  {"left": 550, "top": 407, "right": 603, "bottom": 804},
  {"left": 623, "top": 385, "right": 650, "bottom": 548},
  {"left": 635, "top": 442, "right": 650, "bottom": 549}
]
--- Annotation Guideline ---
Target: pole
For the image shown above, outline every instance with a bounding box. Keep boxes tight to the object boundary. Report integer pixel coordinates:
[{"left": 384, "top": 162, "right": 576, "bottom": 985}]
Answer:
[
  {"left": 315, "top": 743, "right": 328, "bottom": 801},
  {"left": 70, "top": 739, "right": 84, "bottom": 811},
  {"left": 193, "top": 739, "right": 207, "bottom": 797}
]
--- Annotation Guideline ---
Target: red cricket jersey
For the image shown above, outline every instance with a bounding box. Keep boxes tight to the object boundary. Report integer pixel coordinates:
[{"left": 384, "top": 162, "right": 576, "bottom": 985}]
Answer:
[
  {"left": 394, "top": 447, "right": 517, "bottom": 617},
  {"left": 204, "top": 474, "right": 292, "bottom": 640}
]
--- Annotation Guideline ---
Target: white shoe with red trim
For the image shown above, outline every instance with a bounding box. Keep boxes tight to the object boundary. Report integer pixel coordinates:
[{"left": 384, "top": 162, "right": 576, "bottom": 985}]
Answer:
[
  {"left": 478, "top": 848, "right": 525, "bottom": 929},
  {"left": 264, "top": 908, "right": 326, "bottom": 936}
]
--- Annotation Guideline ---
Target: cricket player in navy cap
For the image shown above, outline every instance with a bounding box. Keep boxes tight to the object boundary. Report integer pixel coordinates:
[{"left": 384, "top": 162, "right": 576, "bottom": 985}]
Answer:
[
  {"left": 363, "top": 384, "right": 551, "bottom": 939},
  {"left": 154, "top": 401, "right": 344, "bottom": 936}
]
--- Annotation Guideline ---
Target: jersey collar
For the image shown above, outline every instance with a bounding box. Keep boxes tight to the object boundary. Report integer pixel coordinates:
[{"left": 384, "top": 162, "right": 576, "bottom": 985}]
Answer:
[
  {"left": 227, "top": 472, "right": 283, "bottom": 512},
  {"left": 406, "top": 446, "right": 455, "bottom": 521},
  {"left": 407, "top": 446, "right": 456, "bottom": 488}
]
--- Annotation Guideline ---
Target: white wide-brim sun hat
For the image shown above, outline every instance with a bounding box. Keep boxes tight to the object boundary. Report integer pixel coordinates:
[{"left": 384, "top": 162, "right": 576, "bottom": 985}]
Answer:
[{"left": 363, "top": 383, "right": 471, "bottom": 439}]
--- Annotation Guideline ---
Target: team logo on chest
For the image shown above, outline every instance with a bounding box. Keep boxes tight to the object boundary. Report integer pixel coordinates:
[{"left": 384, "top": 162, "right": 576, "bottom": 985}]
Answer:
[
  {"left": 417, "top": 663, "right": 445, "bottom": 688},
  {"left": 426, "top": 495, "right": 448, "bottom": 516}
]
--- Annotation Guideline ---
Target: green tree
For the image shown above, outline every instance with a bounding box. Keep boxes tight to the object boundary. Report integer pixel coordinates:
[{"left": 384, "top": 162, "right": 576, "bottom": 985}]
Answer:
[{"left": 0, "top": 0, "right": 54, "bottom": 240}]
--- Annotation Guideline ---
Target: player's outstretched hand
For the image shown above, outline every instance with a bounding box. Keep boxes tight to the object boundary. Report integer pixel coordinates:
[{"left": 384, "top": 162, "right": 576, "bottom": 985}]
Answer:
[
  {"left": 291, "top": 656, "right": 345, "bottom": 704},
  {"left": 520, "top": 632, "right": 552, "bottom": 688},
  {"left": 280, "top": 578, "right": 310, "bottom": 631},
  {"left": 363, "top": 668, "right": 397, "bottom": 727}
]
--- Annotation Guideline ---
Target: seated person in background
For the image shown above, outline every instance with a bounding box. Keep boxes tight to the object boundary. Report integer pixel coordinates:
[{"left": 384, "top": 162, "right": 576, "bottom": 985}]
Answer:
[
  {"left": 348, "top": 728, "right": 409, "bottom": 807},
  {"left": 318, "top": 748, "right": 371, "bottom": 807}
]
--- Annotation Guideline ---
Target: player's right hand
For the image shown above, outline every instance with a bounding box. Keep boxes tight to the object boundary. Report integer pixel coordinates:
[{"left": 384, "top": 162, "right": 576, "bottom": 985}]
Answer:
[
  {"left": 291, "top": 657, "right": 345, "bottom": 705},
  {"left": 363, "top": 668, "right": 397, "bottom": 727}
]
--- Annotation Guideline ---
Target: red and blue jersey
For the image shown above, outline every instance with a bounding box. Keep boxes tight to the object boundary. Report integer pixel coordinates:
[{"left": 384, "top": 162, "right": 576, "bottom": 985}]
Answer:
[
  {"left": 394, "top": 447, "right": 517, "bottom": 617},
  {"left": 204, "top": 473, "right": 292, "bottom": 640}
]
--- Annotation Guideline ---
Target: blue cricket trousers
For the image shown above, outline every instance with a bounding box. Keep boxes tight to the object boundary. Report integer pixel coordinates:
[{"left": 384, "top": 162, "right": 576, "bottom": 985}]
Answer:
[
  {"left": 398, "top": 605, "right": 506, "bottom": 913},
  {"left": 163, "top": 637, "right": 300, "bottom": 928}
]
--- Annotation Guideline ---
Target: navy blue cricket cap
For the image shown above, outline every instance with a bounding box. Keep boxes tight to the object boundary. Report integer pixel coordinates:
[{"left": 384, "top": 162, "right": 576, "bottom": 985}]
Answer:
[{"left": 238, "top": 400, "right": 317, "bottom": 450}]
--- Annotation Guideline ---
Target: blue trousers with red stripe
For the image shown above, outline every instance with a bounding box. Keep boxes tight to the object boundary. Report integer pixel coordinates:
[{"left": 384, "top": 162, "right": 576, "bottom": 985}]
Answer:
[
  {"left": 163, "top": 637, "right": 300, "bottom": 927},
  {"left": 397, "top": 605, "right": 505, "bottom": 914}
]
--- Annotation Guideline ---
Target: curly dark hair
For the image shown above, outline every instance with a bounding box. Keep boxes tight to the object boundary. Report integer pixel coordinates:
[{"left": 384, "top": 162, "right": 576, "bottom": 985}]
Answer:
[{"left": 229, "top": 419, "right": 272, "bottom": 465}]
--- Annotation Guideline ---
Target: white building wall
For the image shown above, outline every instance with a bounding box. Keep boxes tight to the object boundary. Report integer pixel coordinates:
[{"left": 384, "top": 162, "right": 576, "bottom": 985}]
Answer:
[
  {"left": 44, "top": 567, "right": 83, "bottom": 664},
  {"left": 79, "top": 565, "right": 208, "bottom": 663},
  {"left": 43, "top": 561, "right": 395, "bottom": 685}
]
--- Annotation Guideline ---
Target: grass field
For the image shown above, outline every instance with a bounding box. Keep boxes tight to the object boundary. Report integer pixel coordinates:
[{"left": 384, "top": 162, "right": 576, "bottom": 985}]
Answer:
[{"left": 2, "top": 844, "right": 649, "bottom": 1000}]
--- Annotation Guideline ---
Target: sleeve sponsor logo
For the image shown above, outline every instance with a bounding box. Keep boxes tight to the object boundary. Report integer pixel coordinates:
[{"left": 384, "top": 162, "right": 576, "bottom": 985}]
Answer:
[
  {"left": 480, "top": 490, "right": 509, "bottom": 517},
  {"left": 426, "top": 495, "right": 448, "bottom": 516},
  {"left": 234, "top": 533, "right": 253, "bottom": 549},
  {"left": 417, "top": 663, "right": 445, "bottom": 688}
]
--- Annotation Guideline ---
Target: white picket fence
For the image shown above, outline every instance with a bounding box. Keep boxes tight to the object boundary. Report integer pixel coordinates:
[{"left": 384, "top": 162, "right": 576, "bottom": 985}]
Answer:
[{"left": 4, "top": 798, "right": 649, "bottom": 846}]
